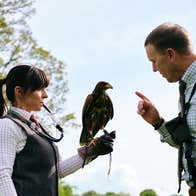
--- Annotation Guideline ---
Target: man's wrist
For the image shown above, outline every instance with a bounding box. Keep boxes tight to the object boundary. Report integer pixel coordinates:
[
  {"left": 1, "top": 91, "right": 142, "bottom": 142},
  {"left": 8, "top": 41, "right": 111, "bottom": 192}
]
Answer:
[{"left": 152, "top": 118, "right": 164, "bottom": 130}]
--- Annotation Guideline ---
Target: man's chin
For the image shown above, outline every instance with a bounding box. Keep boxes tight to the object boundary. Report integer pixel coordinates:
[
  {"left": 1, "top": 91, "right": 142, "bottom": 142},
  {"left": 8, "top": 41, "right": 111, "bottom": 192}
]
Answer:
[{"left": 166, "top": 78, "right": 178, "bottom": 83}]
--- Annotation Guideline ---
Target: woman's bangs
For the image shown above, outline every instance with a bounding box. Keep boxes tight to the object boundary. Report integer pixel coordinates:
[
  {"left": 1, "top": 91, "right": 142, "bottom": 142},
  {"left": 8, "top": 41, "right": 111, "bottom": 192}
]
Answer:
[{"left": 28, "top": 67, "right": 50, "bottom": 91}]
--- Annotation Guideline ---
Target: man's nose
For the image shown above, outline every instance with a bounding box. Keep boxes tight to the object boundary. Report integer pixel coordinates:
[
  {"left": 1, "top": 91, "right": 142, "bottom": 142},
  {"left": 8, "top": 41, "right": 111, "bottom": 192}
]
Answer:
[{"left": 152, "top": 63, "right": 158, "bottom": 72}]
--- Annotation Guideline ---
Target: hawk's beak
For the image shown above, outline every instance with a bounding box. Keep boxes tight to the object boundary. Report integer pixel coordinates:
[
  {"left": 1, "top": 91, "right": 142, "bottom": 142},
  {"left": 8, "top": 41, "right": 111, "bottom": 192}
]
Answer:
[{"left": 106, "top": 83, "right": 113, "bottom": 89}]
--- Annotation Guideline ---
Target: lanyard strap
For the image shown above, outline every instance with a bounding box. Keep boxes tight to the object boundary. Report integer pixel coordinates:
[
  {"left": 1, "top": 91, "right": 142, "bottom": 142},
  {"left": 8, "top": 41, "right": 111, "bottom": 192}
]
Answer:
[
  {"left": 6, "top": 110, "right": 64, "bottom": 142},
  {"left": 185, "top": 83, "right": 196, "bottom": 114}
]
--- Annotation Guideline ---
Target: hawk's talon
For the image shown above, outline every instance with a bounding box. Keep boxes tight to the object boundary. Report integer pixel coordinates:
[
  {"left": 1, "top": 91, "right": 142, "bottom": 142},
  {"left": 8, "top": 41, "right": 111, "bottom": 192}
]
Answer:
[
  {"left": 89, "top": 139, "right": 96, "bottom": 146},
  {"left": 103, "top": 129, "right": 109, "bottom": 135},
  {"left": 88, "top": 137, "right": 98, "bottom": 146}
]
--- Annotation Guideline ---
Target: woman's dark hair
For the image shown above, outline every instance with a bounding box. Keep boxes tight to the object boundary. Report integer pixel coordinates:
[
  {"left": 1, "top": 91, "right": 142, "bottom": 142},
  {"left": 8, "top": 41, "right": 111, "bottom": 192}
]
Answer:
[
  {"left": 0, "top": 64, "right": 49, "bottom": 116},
  {"left": 144, "top": 23, "right": 192, "bottom": 54}
]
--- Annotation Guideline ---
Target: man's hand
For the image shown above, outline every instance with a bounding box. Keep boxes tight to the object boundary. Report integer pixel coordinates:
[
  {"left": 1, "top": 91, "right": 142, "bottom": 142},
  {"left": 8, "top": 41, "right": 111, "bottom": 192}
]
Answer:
[{"left": 135, "top": 91, "right": 163, "bottom": 126}]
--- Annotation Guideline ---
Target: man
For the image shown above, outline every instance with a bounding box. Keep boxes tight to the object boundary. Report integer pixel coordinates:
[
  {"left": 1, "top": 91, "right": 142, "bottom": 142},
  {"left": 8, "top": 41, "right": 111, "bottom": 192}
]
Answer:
[{"left": 136, "top": 23, "right": 196, "bottom": 196}]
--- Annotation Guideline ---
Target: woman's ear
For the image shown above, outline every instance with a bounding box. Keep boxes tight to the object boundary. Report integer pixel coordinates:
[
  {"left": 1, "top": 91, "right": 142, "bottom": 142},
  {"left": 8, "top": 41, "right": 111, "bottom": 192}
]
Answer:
[{"left": 14, "top": 86, "right": 23, "bottom": 98}]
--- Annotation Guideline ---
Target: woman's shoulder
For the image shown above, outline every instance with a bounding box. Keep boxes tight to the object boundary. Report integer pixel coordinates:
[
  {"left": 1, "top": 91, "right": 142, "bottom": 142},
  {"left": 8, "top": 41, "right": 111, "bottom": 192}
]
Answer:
[
  {"left": 0, "top": 116, "right": 16, "bottom": 126},
  {"left": 0, "top": 116, "right": 23, "bottom": 137}
]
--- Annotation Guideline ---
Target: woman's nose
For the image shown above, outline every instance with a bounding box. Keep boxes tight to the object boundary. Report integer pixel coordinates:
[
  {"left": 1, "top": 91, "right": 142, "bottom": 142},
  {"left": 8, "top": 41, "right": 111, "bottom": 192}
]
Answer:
[{"left": 42, "top": 89, "right": 48, "bottom": 98}]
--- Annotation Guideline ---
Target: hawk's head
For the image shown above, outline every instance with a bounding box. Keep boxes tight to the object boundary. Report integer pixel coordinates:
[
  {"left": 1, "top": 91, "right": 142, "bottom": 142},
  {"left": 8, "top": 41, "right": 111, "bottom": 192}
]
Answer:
[{"left": 93, "top": 81, "right": 113, "bottom": 94}]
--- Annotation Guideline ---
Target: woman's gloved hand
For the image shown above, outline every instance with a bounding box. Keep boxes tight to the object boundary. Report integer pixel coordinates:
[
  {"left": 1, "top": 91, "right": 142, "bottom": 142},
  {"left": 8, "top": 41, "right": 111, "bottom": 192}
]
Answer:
[{"left": 78, "top": 130, "right": 116, "bottom": 160}]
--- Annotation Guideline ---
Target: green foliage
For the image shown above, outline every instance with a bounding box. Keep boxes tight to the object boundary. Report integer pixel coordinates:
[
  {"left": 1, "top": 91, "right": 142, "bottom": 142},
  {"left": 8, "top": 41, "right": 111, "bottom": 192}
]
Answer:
[
  {"left": 82, "top": 191, "right": 102, "bottom": 196},
  {"left": 81, "top": 191, "right": 130, "bottom": 196},
  {"left": 105, "top": 192, "right": 130, "bottom": 196},
  {"left": 59, "top": 182, "right": 74, "bottom": 196},
  {"left": 0, "top": 0, "right": 76, "bottom": 126},
  {"left": 58, "top": 182, "right": 130, "bottom": 196},
  {"left": 140, "top": 189, "right": 158, "bottom": 196}
]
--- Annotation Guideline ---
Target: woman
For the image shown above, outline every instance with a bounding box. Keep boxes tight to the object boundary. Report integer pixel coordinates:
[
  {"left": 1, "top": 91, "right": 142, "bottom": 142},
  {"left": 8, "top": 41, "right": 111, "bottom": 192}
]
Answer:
[{"left": 0, "top": 65, "right": 115, "bottom": 196}]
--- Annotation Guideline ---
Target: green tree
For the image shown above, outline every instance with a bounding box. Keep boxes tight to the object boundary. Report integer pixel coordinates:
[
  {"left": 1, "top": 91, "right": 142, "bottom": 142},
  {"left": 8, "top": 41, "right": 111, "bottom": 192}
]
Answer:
[
  {"left": 105, "top": 192, "right": 130, "bottom": 196},
  {"left": 0, "top": 0, "right": 76, "bottom": 126},
  {"left": 81, "top": 191, "right": 130, "bottom": 196},
  {"left": 59, "top": 182, "right": 74, "bottom": 196},
  {"left": 81, "top": 190, "right": 102, "bottom": 196},
  {"left": 140, "top": 189, "right": 158, "bottom": 196}
]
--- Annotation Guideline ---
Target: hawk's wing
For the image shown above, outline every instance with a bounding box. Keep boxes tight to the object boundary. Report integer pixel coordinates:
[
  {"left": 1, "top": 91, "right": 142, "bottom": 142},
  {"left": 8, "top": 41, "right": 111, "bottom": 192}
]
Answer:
[
  {"left": 80, "top": 94, "right": 94, "bottom": 145},
  {"left": 107, "top": 93, "right": 114, "bottom": 119}
]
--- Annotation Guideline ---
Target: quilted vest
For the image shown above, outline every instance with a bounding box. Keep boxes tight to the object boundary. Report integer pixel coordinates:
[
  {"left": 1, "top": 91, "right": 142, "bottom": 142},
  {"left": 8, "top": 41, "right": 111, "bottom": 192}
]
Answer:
[{"left": 10, "top": 117, "right": 59, "bottom": 196}]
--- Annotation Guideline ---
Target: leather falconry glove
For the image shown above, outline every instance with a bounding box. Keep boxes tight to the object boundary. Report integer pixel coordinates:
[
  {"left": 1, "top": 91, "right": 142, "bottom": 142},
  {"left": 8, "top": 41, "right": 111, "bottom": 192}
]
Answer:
[{"left": 78, "top": 130, "right": 116, "bottom": 160}]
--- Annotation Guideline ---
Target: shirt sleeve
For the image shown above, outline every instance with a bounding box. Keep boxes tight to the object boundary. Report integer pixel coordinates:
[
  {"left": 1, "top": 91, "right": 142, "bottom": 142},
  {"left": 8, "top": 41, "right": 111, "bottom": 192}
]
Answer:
[
  {"left": 58, "top": 154, "right": 84, "bottom": 178},
  {"left": 0, "top": 118, "right": 24, "bottom": 196},
  {"left": 156, "top": 122, "right": 179, "bottom": 148}
]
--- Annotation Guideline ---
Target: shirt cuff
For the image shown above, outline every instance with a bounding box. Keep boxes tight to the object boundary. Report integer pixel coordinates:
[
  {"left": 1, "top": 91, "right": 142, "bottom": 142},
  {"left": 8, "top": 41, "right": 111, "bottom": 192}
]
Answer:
[{"left": 152, "top": 118, "right": 165, "bottom": 130}]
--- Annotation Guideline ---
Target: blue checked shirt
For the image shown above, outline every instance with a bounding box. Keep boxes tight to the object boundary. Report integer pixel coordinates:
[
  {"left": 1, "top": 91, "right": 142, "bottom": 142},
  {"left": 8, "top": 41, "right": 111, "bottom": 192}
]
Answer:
[{"left": 157, "top": 60, "right": 196, "bottom": 187}]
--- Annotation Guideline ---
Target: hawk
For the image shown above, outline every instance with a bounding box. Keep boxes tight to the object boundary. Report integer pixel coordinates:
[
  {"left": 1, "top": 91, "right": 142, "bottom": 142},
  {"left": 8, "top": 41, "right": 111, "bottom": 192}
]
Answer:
[{"left": 80, "top": 81, "right": 114, "bottom": 146}]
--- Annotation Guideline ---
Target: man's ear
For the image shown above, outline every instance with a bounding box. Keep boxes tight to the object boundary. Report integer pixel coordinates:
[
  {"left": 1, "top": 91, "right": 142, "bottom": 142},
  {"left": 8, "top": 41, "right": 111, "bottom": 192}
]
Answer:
[{"left": 166, "top": 48, "right": 176, "bottom": 62}]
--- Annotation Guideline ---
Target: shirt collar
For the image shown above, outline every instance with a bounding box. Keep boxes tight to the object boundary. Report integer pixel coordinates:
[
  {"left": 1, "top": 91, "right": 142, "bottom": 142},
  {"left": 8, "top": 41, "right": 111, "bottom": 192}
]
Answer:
[
  {"left": 9, "top": 106, "right": 32, "bottom": 120},
  {"left": 182, "top": 60, "right": 196, "bottom": 85}
]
